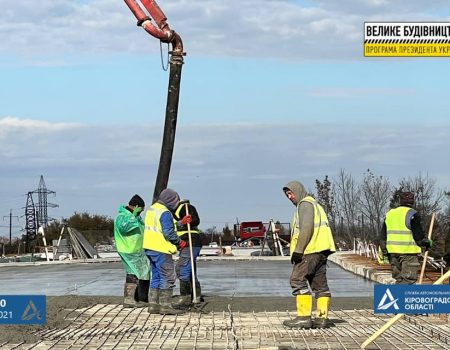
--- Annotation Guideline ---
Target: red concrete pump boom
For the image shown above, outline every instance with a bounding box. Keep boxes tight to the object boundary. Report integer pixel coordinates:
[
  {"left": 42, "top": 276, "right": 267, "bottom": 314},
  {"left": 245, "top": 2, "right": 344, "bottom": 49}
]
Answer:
[
  {"left": 123, "top": 0, "right": 183, "bottom": 54},
  {"left": 124, "top": 0, "right": 185, "bottom": 203}
]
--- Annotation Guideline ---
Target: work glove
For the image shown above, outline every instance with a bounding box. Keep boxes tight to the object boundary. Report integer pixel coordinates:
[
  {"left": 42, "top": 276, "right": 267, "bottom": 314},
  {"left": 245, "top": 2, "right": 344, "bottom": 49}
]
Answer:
[
  {"left": 290, "top": 252, "right": 303, "bottom": 265},
  {"left": 132, "top": 206, "right": 143, "bottom": 216},
  {"left": 420, "top": 239, "right": 433, "bottom": 251},
  {"left": 178, "top": 240, "right": 188, "bottom": 250},
  {"left": 180, "top": 215, "right": 192, "bottom": 225}
]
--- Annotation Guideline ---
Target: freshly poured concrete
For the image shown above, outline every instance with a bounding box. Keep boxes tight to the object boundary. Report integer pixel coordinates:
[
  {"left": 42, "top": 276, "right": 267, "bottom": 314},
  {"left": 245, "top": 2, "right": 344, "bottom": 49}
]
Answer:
[{"left": 0, "top": 260, "right": 374, "bottom": 297}]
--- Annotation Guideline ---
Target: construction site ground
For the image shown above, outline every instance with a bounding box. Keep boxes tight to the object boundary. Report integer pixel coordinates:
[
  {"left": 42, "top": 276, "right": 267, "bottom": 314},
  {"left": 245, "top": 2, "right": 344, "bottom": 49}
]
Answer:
[
  {"left": 0, "top": 255, "right": 449, "bottom": 349},
  {"left": 1, "top": 295, "right": 449, "bottom": 350}
]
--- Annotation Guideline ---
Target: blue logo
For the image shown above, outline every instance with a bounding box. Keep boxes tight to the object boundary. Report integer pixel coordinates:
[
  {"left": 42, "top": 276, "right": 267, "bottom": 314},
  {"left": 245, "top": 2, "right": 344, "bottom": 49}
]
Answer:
[
  {"left": 0, "top": 295, "right": 46, "bottom": 325},
  {"left": 374, "top": 285, "right": 450, "bottom": 314},
  {"left": 376, "top": 288, "right": 399, "bottom": 311}
]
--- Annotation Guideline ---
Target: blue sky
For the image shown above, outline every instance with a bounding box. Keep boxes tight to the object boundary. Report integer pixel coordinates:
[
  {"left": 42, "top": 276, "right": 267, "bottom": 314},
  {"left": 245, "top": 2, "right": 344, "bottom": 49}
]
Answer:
[{"left": 1, "top": 0, "right": 450, "bottom": 235}]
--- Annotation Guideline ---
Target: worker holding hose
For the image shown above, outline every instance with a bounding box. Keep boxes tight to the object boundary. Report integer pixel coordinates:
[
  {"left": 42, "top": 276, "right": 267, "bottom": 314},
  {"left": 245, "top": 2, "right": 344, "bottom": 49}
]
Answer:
[
  {"left": 172, "top": 199, "right": 203, "bottom": 308},
  {"left": 143, "top": 188, "right": 191, "bottom": 315}
]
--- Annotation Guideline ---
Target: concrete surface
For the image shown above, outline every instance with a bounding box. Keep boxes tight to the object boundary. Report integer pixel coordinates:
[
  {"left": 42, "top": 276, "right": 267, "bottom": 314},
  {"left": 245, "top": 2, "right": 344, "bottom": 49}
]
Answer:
[{"left": 0, "top": 260, "right": 374, "bottom": 297}]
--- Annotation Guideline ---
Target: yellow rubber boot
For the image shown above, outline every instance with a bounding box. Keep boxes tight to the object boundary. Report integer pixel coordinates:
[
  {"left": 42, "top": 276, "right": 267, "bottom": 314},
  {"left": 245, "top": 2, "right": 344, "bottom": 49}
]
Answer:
[
  {"left": 314, "top": 296, "right": 331, "bottom": 328},
  {"left": 283, "top": 295, "right": 312, "bottom": 328},
  {"left": 297, "top": 294, "right": 313, "bottom": 316}
]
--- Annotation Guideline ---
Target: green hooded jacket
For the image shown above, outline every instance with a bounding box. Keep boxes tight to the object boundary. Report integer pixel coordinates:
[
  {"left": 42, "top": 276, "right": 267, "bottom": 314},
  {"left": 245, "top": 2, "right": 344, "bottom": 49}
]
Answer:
[{"left": 114, "top": 205, "right": 145, "bottom": 254}]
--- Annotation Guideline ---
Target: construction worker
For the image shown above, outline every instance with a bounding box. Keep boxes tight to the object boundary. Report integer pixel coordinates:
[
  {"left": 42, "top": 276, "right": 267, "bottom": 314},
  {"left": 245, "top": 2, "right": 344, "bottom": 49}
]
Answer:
[
  {"left": 172, "top": 200, "right": 203, "bottom": 308},
  {"left": 114, "top": 194, "right": 150, "bottom": 307},
  {"left": 282, "top": 181, "right": 336, "bottom": 329},
  {"left": 380, "top": 191, "right": 432, "bottom": 284},
  {"left": 143, "top": 188, "right": 191, "bottom": 315}
]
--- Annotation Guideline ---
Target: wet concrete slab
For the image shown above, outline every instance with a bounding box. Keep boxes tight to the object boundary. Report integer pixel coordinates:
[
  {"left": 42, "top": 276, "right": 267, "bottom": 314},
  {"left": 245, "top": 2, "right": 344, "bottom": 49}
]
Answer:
[{"left": 0, "top": 260, "right": 374, "bottom": 297}]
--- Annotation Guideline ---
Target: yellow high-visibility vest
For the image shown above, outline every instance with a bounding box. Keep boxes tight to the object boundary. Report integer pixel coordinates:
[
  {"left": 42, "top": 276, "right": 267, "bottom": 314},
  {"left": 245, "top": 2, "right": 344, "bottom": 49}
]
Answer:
[
  {"left": 385, "top": 206, "right": 421, "bottom": 254},
  {"left": 143, "top": 202, "right": 177, "bottom": 254},
  {"left": 174, "top": 203, "right": 200, "bottom": 237},
  {"left": 290, "top": 196, "right": 336, "bottom": 255}
]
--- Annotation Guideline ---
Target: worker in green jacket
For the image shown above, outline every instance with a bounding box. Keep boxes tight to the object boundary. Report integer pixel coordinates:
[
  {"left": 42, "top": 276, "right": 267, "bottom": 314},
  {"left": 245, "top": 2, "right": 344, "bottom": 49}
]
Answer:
[
  {"left": 114, "top": 194, "right": 150, "bottom": 307},
  {"left": 380, "top": 191, "right": 432, "bottom": 284},
  {"left": 282, "top": 181, "right": 336, "bottom": 329}
]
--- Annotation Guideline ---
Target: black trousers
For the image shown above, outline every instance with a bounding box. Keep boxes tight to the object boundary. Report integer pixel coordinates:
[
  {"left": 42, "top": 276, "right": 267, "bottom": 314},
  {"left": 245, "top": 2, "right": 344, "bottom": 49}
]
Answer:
[{"left": 290, "top": 252, "right": 331, "bottom": 298}]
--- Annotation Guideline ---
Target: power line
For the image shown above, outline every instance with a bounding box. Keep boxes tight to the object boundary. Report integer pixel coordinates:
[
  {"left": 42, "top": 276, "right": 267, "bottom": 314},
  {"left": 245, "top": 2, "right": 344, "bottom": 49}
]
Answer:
[
  {"left": 2, "top": 209, "right": 19, "bottom": 245},
  {"left": 24, "top": 192, "right": 37, "bottom": 254},
  {"left": 31, "top": 175, "right": 58, "bottom": 228}
]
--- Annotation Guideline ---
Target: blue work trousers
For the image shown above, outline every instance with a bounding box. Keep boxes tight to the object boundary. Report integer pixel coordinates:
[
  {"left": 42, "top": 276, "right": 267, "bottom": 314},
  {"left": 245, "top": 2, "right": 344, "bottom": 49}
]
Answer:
[
  {"left": 145, "top": 250, "right": 176, "bottom": 289},
  {"left": 176, "top": 246, "right": 201, "bottom": 283}
]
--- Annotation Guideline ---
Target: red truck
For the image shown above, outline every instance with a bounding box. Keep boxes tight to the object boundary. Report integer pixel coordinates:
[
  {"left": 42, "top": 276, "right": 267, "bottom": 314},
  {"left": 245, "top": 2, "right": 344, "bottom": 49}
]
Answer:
[
  {"left": 237, "top": 221, "right": 266, "bottom": 240},
  {"left": 235, "top": 221, "right": 291, "bottom": 242}
]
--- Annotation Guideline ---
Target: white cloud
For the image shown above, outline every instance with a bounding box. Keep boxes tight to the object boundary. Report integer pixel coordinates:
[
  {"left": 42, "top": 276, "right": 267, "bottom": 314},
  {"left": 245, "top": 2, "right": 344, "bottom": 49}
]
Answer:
[
  {"left": 1, "top": 117, "right": 449, "bottom": 229},
  {"left": 2, "top": 0, "right": 449, "bottom": 60},
  {"left": 0, "top": 116, "right": 84, "bottom": 131}
]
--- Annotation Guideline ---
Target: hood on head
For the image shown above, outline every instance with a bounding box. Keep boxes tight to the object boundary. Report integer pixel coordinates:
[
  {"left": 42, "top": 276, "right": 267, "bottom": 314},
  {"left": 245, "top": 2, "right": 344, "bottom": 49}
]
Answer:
[
  {"left": 283, "top": 181, "right": 307, "bottom": 205},
  {"left": 158, "top": 188, "right": 180, "bottom": 211}
]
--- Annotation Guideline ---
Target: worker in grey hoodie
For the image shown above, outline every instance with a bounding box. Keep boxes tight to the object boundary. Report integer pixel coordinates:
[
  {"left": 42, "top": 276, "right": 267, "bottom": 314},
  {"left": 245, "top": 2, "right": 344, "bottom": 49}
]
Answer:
[{"left": 282, "top": 181, "right": 336, "bottom": 329}]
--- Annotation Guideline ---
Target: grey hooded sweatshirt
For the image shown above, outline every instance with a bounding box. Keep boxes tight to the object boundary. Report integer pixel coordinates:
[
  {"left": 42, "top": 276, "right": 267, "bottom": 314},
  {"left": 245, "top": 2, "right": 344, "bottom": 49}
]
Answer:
[{"left": 283, "top": 181, "right": 315, "bottom": 255}]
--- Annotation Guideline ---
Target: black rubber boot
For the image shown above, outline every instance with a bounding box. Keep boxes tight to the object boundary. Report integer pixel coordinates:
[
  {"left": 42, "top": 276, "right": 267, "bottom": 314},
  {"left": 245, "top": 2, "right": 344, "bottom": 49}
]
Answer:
[
  {"left": 135, "top": 279, "right": 149, "bottom": 307},
  {"left": 148, "top": 288, "right": 160, "bottom": 314},
  {"left": 283, "top": 316, "right": 313, "bottom": 329},
  {"left": 172, "top": 280, "right": 192, "bottom": 309},
  {"left": 123, "top": 282, "right": 138, "bottom": 308},
  {"left": 159, "top": 289, "right": 186, "bottom": 315},
  {"left": 137, "top": 280, "right": 150, "bottom": 302}
]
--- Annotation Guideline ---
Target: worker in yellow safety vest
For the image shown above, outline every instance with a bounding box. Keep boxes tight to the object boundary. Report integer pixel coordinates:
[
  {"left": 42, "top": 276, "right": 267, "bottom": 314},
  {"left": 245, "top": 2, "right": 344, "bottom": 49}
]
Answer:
[
  {"left": 172, "top": 200, "right": 203, "bottom": 308},
  {"left": 143, "top": 188, "right": 192, "bottom": 315},
  {"left": 282, "top": 181, "right": 336, "bottom": 329},
  {"left": 380, "top": 191, "right": 432, "bottom": 284}
]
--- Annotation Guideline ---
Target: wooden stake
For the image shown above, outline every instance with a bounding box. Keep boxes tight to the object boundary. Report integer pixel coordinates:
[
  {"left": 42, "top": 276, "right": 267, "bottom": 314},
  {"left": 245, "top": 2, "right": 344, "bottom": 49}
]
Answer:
[{"left": 419, "top": 212, "right": 435, "bottom": 284}]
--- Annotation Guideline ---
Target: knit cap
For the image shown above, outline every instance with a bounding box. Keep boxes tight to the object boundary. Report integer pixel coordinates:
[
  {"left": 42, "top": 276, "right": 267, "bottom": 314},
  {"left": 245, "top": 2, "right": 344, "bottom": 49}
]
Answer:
[
  {"left": 129, "top": 194, "right": 145, "bottom": 208},
  {"left": 399, "top": 192, "right": 415, "bottom": 206}
]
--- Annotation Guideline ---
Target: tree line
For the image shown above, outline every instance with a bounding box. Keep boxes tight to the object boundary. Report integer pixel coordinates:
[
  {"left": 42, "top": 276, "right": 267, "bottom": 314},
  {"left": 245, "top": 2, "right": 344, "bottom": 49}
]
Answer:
[
  {"left": 1, "top": 170, "right": 448, "bottom": 258},
  {"left": 315, "top": 169, "right": 450, "bottom": 257}
]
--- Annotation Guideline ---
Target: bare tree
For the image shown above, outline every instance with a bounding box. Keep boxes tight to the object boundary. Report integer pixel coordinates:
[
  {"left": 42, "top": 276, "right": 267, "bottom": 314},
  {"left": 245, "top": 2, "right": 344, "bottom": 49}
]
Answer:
[
  {"left": 333, "top": 169, "right": 361, "bottom": 243},
  {"left": 315, "top": 175, "right": 337, "bottom": 230},
  {"left": 443, "top": 191, "right": 450, "bottom": 225},
  {"left": 398, "top": 173, "right": 446, "bottom": 222},
  {"left": 359, "top": 169, "right": 392, "bottom": 241}
]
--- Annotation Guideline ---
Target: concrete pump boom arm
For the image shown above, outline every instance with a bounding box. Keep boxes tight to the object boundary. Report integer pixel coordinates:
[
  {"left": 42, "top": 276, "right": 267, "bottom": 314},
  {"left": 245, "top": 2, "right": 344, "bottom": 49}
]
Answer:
[
  {"left": 123, "top": 0, "right": 185, "bottom": 202},
  {"left": 124, "top": 0, "right": 184, "bottom": 55}
]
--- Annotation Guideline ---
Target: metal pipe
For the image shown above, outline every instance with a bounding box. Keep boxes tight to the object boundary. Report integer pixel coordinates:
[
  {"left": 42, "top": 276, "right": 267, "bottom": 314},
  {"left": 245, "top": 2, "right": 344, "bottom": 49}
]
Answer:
[
  {"left": 140, "top": 0, "right": 168, "bottom": 29},
  {"left": 123, "top": 0, "right": 149, "bottom": 23}
]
